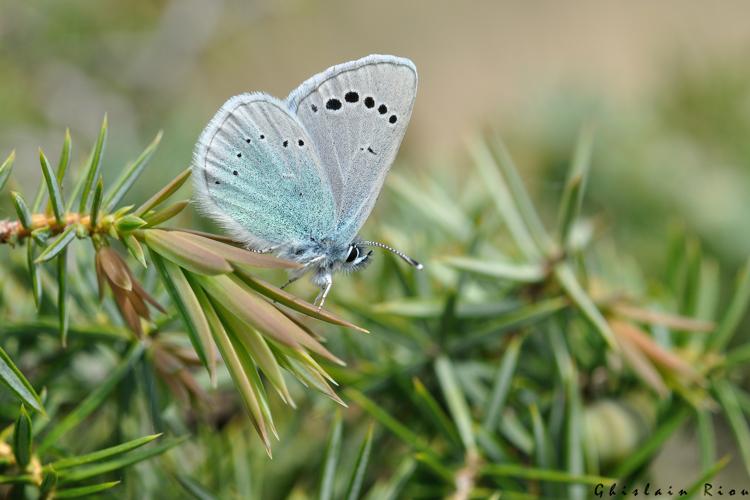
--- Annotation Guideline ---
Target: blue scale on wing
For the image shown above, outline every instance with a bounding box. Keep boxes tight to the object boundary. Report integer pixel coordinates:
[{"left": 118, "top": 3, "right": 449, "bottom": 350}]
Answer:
[{"left": 196, "top": 94, "right": 336, "bottom": 247}]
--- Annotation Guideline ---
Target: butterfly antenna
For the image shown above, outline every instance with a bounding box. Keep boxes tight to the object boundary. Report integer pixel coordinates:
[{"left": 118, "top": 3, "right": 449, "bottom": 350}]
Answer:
[{"left": 361, "top": 241, "right": 424, "bottom": 270}]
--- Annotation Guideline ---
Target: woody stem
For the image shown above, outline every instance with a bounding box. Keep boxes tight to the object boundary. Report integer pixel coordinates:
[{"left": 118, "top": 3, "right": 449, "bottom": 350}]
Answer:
[{"left": 0, "top": 213, "right": 95, "bottom": 244}]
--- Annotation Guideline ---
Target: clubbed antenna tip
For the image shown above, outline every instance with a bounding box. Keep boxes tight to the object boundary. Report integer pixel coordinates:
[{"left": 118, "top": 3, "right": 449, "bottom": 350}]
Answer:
[{"left": 361, "top": 241, "right": 423, "bottom": 270}]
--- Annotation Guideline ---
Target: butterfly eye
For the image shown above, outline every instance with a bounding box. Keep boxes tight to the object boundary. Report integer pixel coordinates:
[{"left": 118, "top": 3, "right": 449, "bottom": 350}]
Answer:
[{"left": 345, "top": 245, "right": 359, "bottom": 263}]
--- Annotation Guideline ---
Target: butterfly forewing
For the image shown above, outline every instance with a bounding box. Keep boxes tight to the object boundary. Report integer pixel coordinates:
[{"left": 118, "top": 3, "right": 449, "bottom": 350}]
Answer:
[
  {"left": 287, "top": 55, "right": 418, "bottom": 245},
  {"left": 193, "top": 93, "right": 336, "bottom": 249}
]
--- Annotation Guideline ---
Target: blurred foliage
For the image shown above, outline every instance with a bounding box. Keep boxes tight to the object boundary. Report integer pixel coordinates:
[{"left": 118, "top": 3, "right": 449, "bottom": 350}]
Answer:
[
  {"left": 511, "top": 58, "right": 750, "bottom": 275},
  {"left": 0, "top": 114, "right": 749, "bottom": 498}
]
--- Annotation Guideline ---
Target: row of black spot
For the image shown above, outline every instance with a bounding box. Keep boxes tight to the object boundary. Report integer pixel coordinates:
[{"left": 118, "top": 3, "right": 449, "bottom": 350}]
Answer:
[
  {"left": 235, "top": 134, "right": 305, "bottom": 159},
  {"left": 313, "top": 91, "right": 398, "bottom": 124},
  {"left": 217, "top": 133, "right": 307, "bottom": 184}
]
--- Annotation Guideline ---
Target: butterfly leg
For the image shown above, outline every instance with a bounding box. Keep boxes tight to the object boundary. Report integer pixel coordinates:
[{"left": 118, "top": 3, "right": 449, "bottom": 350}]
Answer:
[
  {"left": 282, "top": 263, "right": 315, "bottom": 290},
  {"left": 313, "top": 274, "right": 333, "bottom": 310},
  {"left": 249, "top": 245, "right": 280, "bottom": 254},
  {"left": 280, "top": 275, "right": 301, "bottom": 290}
]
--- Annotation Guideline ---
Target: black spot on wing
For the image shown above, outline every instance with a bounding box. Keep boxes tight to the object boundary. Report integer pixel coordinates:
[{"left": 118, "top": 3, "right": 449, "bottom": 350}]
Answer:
[
  {"left": 326, "top": 98, "right": 342, "bottom": 110},
  {"left": 345, "top": 91, "right": 359, "bottom": 103}
]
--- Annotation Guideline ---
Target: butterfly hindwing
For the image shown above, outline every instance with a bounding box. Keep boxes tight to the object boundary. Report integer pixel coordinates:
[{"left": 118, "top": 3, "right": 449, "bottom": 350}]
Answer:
[
  {"left": 287, "top": 55, "right": 418, "bottom": 245},
  {"left": 193, "top": 93, "right": 336, "bottom": 249}
]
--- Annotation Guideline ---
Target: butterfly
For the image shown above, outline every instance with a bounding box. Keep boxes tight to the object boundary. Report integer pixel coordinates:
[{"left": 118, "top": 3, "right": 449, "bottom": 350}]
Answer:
[{"left": 192, "top": 54, "right": 422, "bottom": 308}]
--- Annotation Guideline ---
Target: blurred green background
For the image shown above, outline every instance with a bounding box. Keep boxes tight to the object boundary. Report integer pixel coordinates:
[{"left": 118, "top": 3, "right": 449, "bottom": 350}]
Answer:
[
  {"left": 2, "top": 0, "right": 750, "bottom": 494},
  {"left": 3, "top": 0, "right": 750, "bottom": 270}
]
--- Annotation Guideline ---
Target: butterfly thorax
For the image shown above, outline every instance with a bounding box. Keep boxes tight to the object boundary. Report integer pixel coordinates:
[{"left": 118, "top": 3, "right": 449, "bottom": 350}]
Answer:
[{"left": 278, "top": 238, "right": 372, "bottom": 278}]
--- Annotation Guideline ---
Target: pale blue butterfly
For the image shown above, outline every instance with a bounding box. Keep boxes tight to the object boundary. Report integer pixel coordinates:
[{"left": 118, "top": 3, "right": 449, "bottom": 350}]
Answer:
[{"left": 192, "top": 54, "right": 422, "bottom": 308}]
